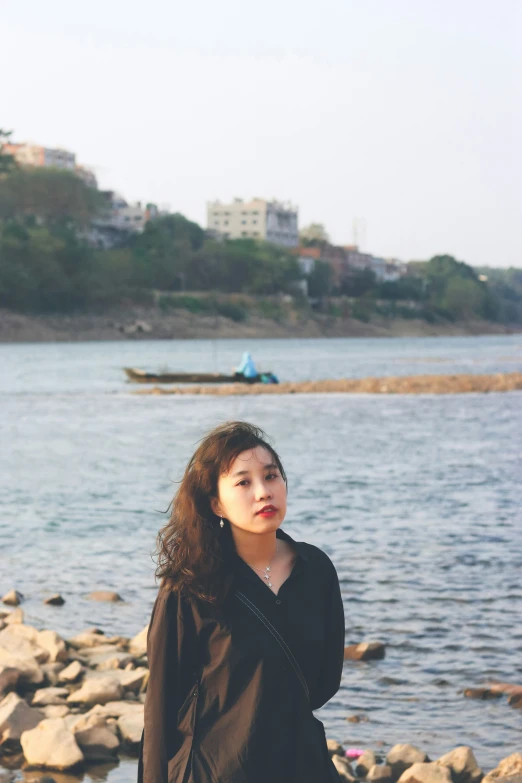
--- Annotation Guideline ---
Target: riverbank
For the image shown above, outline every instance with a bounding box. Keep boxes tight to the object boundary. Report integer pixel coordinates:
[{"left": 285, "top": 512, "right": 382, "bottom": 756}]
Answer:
[
  {"left": 1, "top": 595, "right": 521, "bottom": 781},
  {"left": 0, "top": 306, "right": 519, "bottom": 343},
  {"left": 134, "top": 371, "right": 522, "bottom": 396}
]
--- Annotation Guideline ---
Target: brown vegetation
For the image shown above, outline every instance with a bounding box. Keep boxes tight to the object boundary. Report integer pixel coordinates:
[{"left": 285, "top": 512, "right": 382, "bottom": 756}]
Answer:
[{"left": 135, "top": 372, "right": 522, "bottom": 396}]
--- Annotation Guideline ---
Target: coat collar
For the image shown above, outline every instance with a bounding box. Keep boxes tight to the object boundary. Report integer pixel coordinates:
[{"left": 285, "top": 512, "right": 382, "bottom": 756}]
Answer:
[
  {"left": 275, "top": 526, "right": 309, "bottom": 562},
  {"left": 232, "top": 525, "right": 309, "bottom": 587}
]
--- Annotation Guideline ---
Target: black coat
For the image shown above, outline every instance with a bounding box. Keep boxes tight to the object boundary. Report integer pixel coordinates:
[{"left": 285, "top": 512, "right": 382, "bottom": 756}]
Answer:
[{"left": 138, "top": 527, "right": 345, "bottom": 783}]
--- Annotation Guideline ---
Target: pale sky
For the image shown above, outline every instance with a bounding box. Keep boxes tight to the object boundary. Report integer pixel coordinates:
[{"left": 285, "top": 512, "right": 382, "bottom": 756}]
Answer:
[{"left": 2, "top": 0, "right": 521, "bottom": 267}]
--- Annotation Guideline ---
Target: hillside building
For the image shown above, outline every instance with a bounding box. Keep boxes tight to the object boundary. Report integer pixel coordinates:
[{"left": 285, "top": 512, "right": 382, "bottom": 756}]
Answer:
[{"left": 207, "top": 198, "right": 299, "bottom": 247}]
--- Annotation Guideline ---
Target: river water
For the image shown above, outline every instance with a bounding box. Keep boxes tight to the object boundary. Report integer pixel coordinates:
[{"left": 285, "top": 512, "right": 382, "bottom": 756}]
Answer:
[{"left": 1, "top": 334, "right": 521, "bottom": 781}]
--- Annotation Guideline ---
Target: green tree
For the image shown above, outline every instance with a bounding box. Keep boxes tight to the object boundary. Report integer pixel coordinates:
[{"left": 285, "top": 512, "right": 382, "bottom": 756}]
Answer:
[
  {"left": 0, "top": 221, "right": 77, "bottom": 310},
  {"left": 299, "top": 223, "right": 329, "bottom": 245},
  {"left": 375, "top": 276, "right": 425, "bottom": 300},
  {"left": 477, "top": 267, "right": 522, "bottom": 322},
  {"left": 422, "top": 255, "right": 499, "bottom": 320},
  {"left": 307, "top": 260, "right": 333, "bottom": 297},
  {"left": 129, "top": 213, "right": 205, "bottom": 290},
  {"left": 0, "top": 167, "right": 104, "bottom": 227},
  {"left": 0, "top": 129, "right": 17, "bottom": 175},
  {"left": 442, "top": 277, "right": 485, "bottom": 319},
  {"left": 340, "top": 268, "right": 376, "bottom": 297}
]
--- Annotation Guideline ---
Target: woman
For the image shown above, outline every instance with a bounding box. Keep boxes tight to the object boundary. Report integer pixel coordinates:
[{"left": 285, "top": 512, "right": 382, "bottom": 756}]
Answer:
[{"left": 139, "top": 421, "right": 345, "bottom": 783}]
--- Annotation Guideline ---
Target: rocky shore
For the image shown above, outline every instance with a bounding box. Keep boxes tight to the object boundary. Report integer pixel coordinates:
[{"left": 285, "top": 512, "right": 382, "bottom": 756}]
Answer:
[
  {"left": 135, "top": 372, "right": 522, "bottom": 396},
  {"left": 1, "top": 589, "right": 521, "bottom": 782},
  {"left": 0, "top": 306, "right": 519, "bottom": 343}
]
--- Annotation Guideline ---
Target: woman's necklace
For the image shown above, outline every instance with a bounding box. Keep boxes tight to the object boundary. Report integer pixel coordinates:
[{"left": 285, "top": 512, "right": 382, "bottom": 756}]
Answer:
[{"left": 248, "top": 541, "right": 279, "bottom": 589}]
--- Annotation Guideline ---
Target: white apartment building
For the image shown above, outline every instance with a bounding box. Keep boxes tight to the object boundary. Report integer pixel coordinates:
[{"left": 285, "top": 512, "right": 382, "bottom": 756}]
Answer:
[
  {"left": 207, "top": 198, "right": 299, "bottom": 247},
  {"left": 43, "top": 147, "right": 76, "bottom": 170},
  {"left": 96, "top": 192, "right": 148, "bottom": 232},
  {"left": 86, "top": 191, "right": 150, "bottom": 248}
]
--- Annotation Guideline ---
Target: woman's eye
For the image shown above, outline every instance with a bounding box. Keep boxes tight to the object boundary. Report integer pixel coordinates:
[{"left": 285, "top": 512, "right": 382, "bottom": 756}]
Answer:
[
  {"left": 238, "top": 480, "right": 249, "bottom": 486},
  {"left": 266, "top": 473, "right": 278, "bottom": 480}
]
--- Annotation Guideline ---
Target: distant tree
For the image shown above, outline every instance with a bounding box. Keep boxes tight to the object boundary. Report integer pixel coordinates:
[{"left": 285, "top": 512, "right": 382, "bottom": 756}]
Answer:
[
  {"left": 375, "top": 276, "right": 425, "bottom": 300},
  {"left": 340, "top": 268, "right": 376, "bottom": 297},
  {"left": 307, "top": 260, "right": 333, "bottom": 297},
  {"left": 0, "top": 167, "right": 104, "bottom": 226},
  {"left": 299, "top": 223, "right": 329, "bottom": 245},
  {"left": 82, "top": 248, "right": 139, "bottom": 304},
  {"left": 477, "top": 267, "right": 522, "bottom": 304},
  {"left": 129, "top": 213, "right": 205, "bottom": 290},
  {"left": 0, "top": 129, "right": 17, "bottom": 175},
  {"left": 0, "top": 221, "right": 77, "bottom": 310},
  {"left": 188, "top": 239, "right": 302, "bottom": 295},
  {"left": 442, "top": 277, "right": 486, "bottom": 319},
  {"left": 419, "top": 255, "right": 500, "bottom": 321}
]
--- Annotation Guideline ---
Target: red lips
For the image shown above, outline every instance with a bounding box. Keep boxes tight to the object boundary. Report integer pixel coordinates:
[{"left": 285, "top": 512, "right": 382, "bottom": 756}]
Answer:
[{"left": 256, "top": 505, "right": 277, "bottom": 515}]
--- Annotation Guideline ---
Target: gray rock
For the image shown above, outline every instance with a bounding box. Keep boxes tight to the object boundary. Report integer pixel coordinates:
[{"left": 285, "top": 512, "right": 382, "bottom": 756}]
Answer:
[
  {"left": 129, "top": 625, "right": 148, "bottom": 657},
  {"left": 68, "top": 645, "right": 119, "bottom": 670},
  {"left": 41, "top": 704, "right": 70, "bottom": 719},
  {"left": 398, "top": 763, "right": 452, "bottom": 783},
  {"left": 41, "top": 662, "right": 66, "bottom": 686},
  {"left": 327, "top": 739, "right": 345, "bottom": 757},
  {"left": 1, "top": 590, "right": 24, "bottom": 607},
  {"left": 20, "top": 717, "right": 84, "bottom": 770},
  {"left": 67, "top": 631, "right": 109, "bottom": 649},
  {"left": 4, "top": 608, "right": 24, "bottom": 625},
  {"left": 0, "top": 691, "right": 43, "bottom": 752},
  {"left": 90, "top": 650, "right": 135, "bottom": 670},
  {"left": 87, "top": 591, "right": 123, "bottom": 602},
  {"left": 37, "top": 630, "right": 68, "bottom": 663},
  {"left": 25, "top": 777, "right": 57, "bottom": 783},
  {"left": 74, "top": 714, "right": 120, "bottom": 762},
  {"left": 118, "top": 710, "right": 144, "bottom": 753},
  {"left": 332, "top": 754, "right": 357, "bottom": 782},
  {"left": 0, "top": 666, "right": 20, "bottom": 699},
  {"left": 487, "top": 778, "right": 522, "bottom": 783},
  {"left": 344, "top": 642, "right": 386, "bottom": 661},
  {"left": 483, "top": 754, "right": 522, "bottom": 783},
  {"left": 387, "top": 745, "right": 430, "bottom": 781},
  {"left": 0, "top": 624, "right": 50, "bottom": 664},
  {"left": 96, "top": 700, "right": 144, "bottom": 718},
  {"left": 82, "top": 642, "right": 126, "bottom": 655},
  {"left": 57, "top": 660, "right": 84, "bottom": 684},
  {"left": 66, "top": 674, "right": 123, "bottom": 706},
  {"left": 32, "top": 687, "right": 70, "bottom": 707},
  {"left": 110, "top": 667, "right": 149, "bottom": 693},
  {"left": 369, "top": 765, "right": 394, "bottom": 783},
  {"left": 357, "top": 750, "right": 378, "bottom": 777},
  {"left": 346, "top": 713, "right": 369, "bottom": 723},
  {"left": 463, "top": 688, "right": 501, "bottom": 700},
  {"left": 0, "top": 653, "right": 44, "bottom": 686},
  {"left": 437, "top": 747, "right": 483, "bottom": 783},
  {"left": 44, "top": 594, "right": 65, "bottom": 606}
]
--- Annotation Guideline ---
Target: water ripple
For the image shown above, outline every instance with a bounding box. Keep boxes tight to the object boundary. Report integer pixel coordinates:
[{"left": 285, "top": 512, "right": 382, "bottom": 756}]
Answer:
[{"left": 0, "top": 337, "right": 521, "bottom": 776}]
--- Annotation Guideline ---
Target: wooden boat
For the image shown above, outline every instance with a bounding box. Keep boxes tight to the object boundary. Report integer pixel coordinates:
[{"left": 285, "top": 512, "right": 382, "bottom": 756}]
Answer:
[{"left": 124, "top": 367, "right": 238, "bottom": 384}]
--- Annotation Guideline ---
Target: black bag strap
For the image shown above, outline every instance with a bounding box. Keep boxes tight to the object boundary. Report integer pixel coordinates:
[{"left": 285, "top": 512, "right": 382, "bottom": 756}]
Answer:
[{"left": 234, "top": 589, "right": 310, "bottom": 702}]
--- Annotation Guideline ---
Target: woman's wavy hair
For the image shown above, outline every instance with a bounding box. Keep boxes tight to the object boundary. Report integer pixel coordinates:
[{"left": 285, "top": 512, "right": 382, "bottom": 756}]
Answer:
[{"left": 155, "top": 421, "right": 287, "bottom": 604}]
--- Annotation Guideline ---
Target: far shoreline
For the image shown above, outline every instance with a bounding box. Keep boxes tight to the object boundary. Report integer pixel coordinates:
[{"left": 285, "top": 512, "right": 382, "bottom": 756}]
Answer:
[{"left": 1, "top": 307, "right": 520, "bottom": 345}]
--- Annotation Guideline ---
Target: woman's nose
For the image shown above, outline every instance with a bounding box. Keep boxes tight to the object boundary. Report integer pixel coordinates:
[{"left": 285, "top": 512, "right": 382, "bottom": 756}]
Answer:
[{"left": 255, "top": 482, "right": 271, "bottom": 500}]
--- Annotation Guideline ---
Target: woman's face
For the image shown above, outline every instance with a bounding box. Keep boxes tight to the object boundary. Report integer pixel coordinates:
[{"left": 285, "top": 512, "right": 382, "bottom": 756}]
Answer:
[{"left": 212, "top": 446, "right": 287, "bottom": 536}]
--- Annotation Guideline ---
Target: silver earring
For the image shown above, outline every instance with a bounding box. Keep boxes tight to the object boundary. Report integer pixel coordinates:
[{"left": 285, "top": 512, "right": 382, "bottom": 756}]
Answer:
[{"left": 220, "top": 517, "right": 224, "bottom": 528}]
